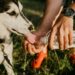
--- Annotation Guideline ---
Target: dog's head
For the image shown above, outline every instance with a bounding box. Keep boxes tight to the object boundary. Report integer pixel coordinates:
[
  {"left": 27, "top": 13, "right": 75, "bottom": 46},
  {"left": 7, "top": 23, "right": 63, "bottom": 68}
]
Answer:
[{"left": 0, "top": 0, "right": 34, "bottom": 35}]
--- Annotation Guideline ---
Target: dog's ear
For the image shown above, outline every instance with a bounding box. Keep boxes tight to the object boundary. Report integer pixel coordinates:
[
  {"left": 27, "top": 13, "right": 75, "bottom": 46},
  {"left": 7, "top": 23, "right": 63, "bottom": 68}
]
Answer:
[
  {"left": 0, "top": 0, "right": 11, "bottom": 13},
  {"left": 18, "top": 1, "right": 23, "bottom": 12}
]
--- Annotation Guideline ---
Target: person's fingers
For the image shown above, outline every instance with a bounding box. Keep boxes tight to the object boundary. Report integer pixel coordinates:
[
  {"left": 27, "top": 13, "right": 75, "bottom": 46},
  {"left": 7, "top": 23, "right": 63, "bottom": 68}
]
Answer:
[
  {"left": 27, "top": 44, "right": 36, "bottom": 55},
  {"left": 34, "top": 42, "right": 41, "bottom": 49},
  {"left": 24, "top": 40, "right": 45, "bottom": 54},
  {"left": 24, "top": 40, "right": 29, "bottom": 52},
  {"left": 58, "top": 26, "right": 64, "bottom": 50},
  {"left": 27, "top": 43, "right": 42, "bottom": 55},
  {"left": 31, "top": 45, "right": 42, "bottom": 54},
  {"left": 69, "top": 30, "right": 73, "bottom": 45},
  {"left": 64, "top": 28, "right": 69, "bottom": 49},
  {"left": 49, "top": 25, "right": 58, "bottom": 49}
]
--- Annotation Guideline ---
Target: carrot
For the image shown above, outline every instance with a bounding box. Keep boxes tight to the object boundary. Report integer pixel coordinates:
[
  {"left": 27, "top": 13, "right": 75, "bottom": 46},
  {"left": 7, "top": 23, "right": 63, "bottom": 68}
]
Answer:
[{"left": 31, "top": 47, "right": 47, "bottom": 69}]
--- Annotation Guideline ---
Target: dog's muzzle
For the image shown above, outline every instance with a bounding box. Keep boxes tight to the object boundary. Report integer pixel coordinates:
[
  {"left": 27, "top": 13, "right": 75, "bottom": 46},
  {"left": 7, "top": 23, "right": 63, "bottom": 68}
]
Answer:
[{"left": 20, "top": 12, "right": 35, "bottom": 31}]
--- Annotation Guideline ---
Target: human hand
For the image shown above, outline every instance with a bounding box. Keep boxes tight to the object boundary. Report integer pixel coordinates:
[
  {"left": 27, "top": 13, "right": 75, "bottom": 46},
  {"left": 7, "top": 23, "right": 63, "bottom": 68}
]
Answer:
[
  {"left": 24, "top": 40, "right": 47, "bottom": 69},
  {"left": 24, "top": 40, "right": 46, "bottom": 55},
  {"left": 26, "top": 30, "right": 46, "bottom": 48},
  {"left": 49, "top": 14, "right": 73, "bottom": 50}
]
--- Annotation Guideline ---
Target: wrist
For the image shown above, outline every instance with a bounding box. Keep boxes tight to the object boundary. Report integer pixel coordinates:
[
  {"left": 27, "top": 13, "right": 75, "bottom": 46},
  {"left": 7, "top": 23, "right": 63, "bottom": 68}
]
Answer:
[
  {"left": 35, "top": 26, "right": 52, "bottom": 37},
  {"left": 33, "top": 30, "right": 47, "bottom": 38}
]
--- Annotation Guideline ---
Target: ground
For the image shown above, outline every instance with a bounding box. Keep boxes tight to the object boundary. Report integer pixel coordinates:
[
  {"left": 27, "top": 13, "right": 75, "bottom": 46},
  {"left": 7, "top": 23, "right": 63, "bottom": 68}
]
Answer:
[{"left": 0, "top": 0, "right": 75, "bottom": 75}]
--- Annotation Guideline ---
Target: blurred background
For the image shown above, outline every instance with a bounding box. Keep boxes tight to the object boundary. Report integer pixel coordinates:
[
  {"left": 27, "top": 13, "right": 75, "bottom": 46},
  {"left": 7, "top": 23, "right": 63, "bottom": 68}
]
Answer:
[{"left": 0, "top": 0, "right": 75, "bottom": 75}]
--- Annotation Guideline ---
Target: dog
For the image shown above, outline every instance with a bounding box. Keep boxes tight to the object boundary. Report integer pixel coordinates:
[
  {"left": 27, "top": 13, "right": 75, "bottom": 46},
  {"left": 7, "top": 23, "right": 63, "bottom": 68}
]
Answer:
[{"left": 0, "top": 0, "right": 34, "bottom": 75}]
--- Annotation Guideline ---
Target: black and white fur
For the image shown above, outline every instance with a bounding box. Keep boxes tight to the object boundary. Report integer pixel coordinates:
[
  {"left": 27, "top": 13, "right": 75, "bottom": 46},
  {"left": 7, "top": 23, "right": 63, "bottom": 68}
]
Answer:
[{"left": 0, "top": 0, "right": 33, "bottom": 75}]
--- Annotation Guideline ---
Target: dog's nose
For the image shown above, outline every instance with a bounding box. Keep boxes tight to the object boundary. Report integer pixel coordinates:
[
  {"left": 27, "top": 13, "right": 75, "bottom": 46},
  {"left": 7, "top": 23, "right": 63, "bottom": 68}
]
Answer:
[{"left": 28, "top": 25, "right": 35, "bottom": 31}]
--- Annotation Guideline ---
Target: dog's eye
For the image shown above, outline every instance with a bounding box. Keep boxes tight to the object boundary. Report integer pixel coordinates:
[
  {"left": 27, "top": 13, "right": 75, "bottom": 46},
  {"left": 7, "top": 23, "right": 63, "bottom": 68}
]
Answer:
[{"left": 7, "top": 11, "right": 17, "bottom": 16}]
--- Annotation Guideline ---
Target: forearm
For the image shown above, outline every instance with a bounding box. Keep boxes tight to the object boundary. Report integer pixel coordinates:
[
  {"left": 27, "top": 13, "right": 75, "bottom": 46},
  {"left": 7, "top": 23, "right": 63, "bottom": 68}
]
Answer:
[{"left": 36, "top": 0, "right": 63, "bottom": 37}]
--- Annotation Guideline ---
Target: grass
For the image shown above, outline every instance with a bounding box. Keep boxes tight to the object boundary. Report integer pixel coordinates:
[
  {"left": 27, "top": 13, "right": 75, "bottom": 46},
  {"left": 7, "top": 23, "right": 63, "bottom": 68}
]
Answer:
[{"left": 0, "top": 0, "right": 75, "bottom": 75}]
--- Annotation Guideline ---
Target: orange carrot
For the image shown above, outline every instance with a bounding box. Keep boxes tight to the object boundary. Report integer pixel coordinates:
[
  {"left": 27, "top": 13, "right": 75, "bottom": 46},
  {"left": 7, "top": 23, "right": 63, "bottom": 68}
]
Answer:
[{"left": 31, "top": 48, "right": 47, "bottom": 69}]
